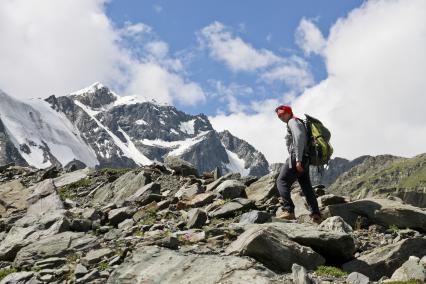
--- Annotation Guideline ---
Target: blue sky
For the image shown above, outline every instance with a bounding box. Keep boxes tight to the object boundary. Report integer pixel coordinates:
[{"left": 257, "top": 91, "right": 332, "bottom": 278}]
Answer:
[
  {"left": 105, "top": 0, "right": 363, "bottom": 115},
  {"left": 1, "top": 0, "right": 425, "bottom": 162}
]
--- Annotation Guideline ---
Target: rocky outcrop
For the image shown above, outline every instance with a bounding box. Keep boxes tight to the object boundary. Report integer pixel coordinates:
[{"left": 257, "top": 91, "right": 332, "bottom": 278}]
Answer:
[
  {"left": 107, "top": 246, "right": 278, "bottom": 284},
  {"left": 323, "top": 197, "right": 426, "bottom": 232}
]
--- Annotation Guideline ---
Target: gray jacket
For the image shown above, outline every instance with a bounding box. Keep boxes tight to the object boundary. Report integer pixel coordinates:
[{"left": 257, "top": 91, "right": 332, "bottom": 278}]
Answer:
[{"left": 285, "top": 117, "right": 308, "bottom": 163}]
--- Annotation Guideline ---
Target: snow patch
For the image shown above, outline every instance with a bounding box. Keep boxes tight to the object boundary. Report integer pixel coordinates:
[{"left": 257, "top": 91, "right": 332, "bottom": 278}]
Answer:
[
  {"left": 0, "top": 92, "right": 99, "bottom": 168},
  {"left": 179, "top": 119, "right": 196, "bottom": 135},
  {"left": 74, "top": 100, "right": 152, "bottom": 166},
  {"left": 222, "top": 145, "right": 250, "bottom": 176},
  {"left": 141, "top": 131, "right": 210, "bottom": 156},
  {"left": 135, "top": 119, "right": 148, "bottom": 125}
]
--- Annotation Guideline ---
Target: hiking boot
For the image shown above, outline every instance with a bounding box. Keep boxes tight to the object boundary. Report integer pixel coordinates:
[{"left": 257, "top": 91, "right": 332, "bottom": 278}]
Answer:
[
  {"left": 310, "top": 213, "right": 323, "bottom": 224},
  {"left": 277, "top": 210, "right": 296, "bottom": 220}
]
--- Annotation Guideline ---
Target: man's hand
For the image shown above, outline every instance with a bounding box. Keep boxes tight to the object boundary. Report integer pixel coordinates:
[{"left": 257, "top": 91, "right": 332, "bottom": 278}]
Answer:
[{"left": 296, "top": 161, "right": 304, "bottom": 174}]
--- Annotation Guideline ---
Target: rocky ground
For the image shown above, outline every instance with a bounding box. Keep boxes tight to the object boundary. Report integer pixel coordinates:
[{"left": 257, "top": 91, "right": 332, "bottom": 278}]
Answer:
[{"left": 0, "top": 159, "right": 425, "bottom": 284}]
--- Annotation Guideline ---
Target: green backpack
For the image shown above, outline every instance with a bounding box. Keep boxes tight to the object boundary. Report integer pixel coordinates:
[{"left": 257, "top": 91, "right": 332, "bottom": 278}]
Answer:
[{"left": 303, "top": 114, "right": 333, "bottom": 166}]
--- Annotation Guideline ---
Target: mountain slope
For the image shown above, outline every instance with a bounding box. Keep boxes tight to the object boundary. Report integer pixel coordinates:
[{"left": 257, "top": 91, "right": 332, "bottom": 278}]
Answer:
[
  {"left": 327, "top": 154, "right": 426, "bottom": 207},
  {"left": 0, "top": 83, "right": 269, "bottom": 176}
]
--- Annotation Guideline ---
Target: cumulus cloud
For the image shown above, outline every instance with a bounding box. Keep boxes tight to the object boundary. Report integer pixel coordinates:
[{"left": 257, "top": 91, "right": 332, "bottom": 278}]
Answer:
[
  {"left": 295, "top": 18, "right": 326, "bottom": 56},
  {"left": 211, "top": 0, "right": 426, "bottom": 162},
  {"left": 0, "top": 0, "right": 205, "bottom": 106},
  {"left": 199, "top": 21, "right": 313, "bottom": 91}
]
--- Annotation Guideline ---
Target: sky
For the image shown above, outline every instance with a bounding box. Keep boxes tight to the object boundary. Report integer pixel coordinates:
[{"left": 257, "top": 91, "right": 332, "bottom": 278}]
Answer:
[{"left": 0, "top": 0, "right": 425, "bottom": 163}]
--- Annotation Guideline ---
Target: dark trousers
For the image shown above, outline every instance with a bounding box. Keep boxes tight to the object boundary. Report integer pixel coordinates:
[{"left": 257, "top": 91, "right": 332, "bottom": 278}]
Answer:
[{"left": 276, "top": 157, "right": 320, "bottom": 215}]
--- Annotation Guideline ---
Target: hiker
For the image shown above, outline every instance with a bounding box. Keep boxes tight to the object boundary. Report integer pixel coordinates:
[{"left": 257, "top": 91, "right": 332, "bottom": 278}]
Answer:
[{"left": 275, "top": 105, "right": 322, "bottom": 224}]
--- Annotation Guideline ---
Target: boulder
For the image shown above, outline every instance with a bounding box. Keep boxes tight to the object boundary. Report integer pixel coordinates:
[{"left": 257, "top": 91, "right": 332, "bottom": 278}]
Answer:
[
  {"left": 317, "top": 194, "right": 346, "bottom": 207},
  {"left": 215, "top": 180, "right": 246, "bottom": 199},
  {"left": 186, "top": 208, "right": 207, "bottom": 229},
  {"left": 107, "top": 246, "right": 276, "bottom": 284},
  {"left": 175, "top": 183, "right": 204, "bottom": 199},
  {"left": 0, "top": 180, "right": 29, "bottom": 218},
  {"left": 81, "top": 248, "right": 114, "bottom": 266},
  {"left": 164, "top": 156, "right": 198, "bottom": 177},
  {"left": 390, "top": 256, "right": 426, "bottom": 282},
  {"left": 226, "top": 224, "right": 325, "bottom": 272},
  {"left": 0, "top": 271, "right": 34, "bottom": 284},
  {"left": 318, "top": 216, "right": 353, "bottom": 234},
  {"left": 127, "top": 182, "right": 162, "bottom": 205},
  {"left": 182, "top": 192, "right": 216, "bottom": 208},
  {"left": 324, "top": 198, "right": 426, "bottom": 232},
  {"left": 92, "top": 171, "right": 151, "bottom": 205},
  {"left": 342, "top": 237, "right": 426, "bottom": 280},
  {"left": 53, "top": 168, "right": 91, "bottom": 188},
  {"left": 0, "top": 181, "right": 69, "bottom": 261},
  {"left": 267, "top": 222, "right": 356, "bottom": 262},
  {"left": 206, "top": 173, "right": 241, "bottom": 192},
  {"left": 14, "top": 232, "right": 98, "bottom": 268},
  {"left": 108, "top": 207, "right": 134, "bottom": 226},
  {"left": 208, "top": 198, "right": 254, "bottom": 218},
  {"left": 239, "top": 210, "right": 271, "bottom": 225},
  {"left": 346, "top": 272, "right": 369, "bottom": 284},
  {"left": 245, "top": 172, "right": 279, "bottom": 204}
]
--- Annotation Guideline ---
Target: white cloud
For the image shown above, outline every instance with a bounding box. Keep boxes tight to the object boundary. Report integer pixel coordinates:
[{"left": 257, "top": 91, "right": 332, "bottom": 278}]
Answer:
[
  {"left": 295, "top": 18, "right": 326, "bottom": 56},
  {"left": 126, "top": 62, "right": 205, "bottom": 106},
  {"left": 153, "top": 5, "right": 163, "bottom": 13},
  {"left": 211, "top": 0, "right": 426, "bottom": 163},
  {"left": 199, "top": 22, "right": 282, "bottom": 72},
  {"left": 0, "top": 0, "right": 204, "bottom": 106},
  {"left": 199, "top": 21, "right": 313, "bottom": 91}
]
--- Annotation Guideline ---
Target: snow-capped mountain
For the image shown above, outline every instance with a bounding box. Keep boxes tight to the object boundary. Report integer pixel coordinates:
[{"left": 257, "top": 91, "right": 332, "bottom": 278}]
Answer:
[{"left": 0, "top": 83, "right": 269, "bottom": 176}]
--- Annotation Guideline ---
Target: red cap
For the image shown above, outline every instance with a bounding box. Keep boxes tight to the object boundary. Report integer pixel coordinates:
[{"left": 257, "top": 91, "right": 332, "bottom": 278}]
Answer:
[{"left": 275, "top": 105, "right": 293, "bottom": 117}]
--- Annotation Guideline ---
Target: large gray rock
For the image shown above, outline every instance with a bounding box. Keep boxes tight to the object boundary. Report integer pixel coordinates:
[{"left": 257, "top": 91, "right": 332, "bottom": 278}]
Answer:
[
  {"left": 127, "top": 182, "right": 162, "bottom": 205},
  {"left": 346, "top": 272, "right": 369, "bottom": 284},
  {"left": 91, "top": 171, "right": 151, "bottom": 205},
  {"left": 186, "top": 208, "right": 207, "bottom": 229},
  {"left": 0, "top": 271, "right": 34, "bottom": 284},
  {"left": 208, "top": 198, "right": 254, "bottom": 218},
  {"left": 14, "top": 232, "right": 98, "bottom": 268},
  {"left": 324, "top": 198, "right": 426, "bottom": 232},
  {"left": 226, "top": 224, "right": 325, "bottom": 271},
  {"left": 239, "top": 210, "right": 271, "bottom": 225},
  {"left": 107, "top": 246, "right": 277, "bottom": 284},
  {"left": 164, "top": 156, "right": 198, "bottom": 176},
  {"left": 267, "top": 222, "right": 356, "bottom": 262},
  {"left": 0, "top": 180, "right": 29, "bottom": 218},
  {"left": 0, "top": 180, "right": 69, "bottom": 261},
  {"left": 342, "top": 237, "right": 426, "bottom": 280},
  {"left": 245, "top": 172, "right": 279, "bottom": 204},
  {"left": 317, "top": 194, "right": 346, "bottom": 207},
  {"left": 216, "top": 180, "right": 246, "bottom": 199},
  {"left": 318, "top": 216, "right": 353, "bottom": 234},
  {"left": 81, "top": 248, "right": 113, "bottom": 266},
  {"left": 390, "top": 256, "right": 426, "bottom": 282},
  {"left": 53, "top": 168, "right": 91, "bottom": 188}
]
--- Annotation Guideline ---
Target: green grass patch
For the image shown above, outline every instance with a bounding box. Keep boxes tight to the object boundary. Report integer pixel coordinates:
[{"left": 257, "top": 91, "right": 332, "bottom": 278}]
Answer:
[
  {"left": 99, "top": 168, "right": 132, "bottom": 176},
  {"left": 58, "top": 178, "right": 94, "bottom": 200},
  {"left": 136, "top": 208, "right": 157, "bottom": 226},
  {"left": 98, "top": 261, "right": 109, "bottom": 271},
  {"left": 0, "top": 268, "right": 17, "bottom": 280},
  {"left": 315, "top": 266, "right": 348, "bottom": 277}
]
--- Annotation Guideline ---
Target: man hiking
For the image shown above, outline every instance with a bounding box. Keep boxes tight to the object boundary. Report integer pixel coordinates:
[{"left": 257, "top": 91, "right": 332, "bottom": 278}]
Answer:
[{"left": 275, "top": 105, "right": 323, "bottom": 224}]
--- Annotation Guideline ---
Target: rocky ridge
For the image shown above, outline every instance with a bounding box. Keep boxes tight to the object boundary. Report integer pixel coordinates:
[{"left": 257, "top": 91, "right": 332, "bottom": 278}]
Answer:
[{"left": 0, "top": 161, "right": 425, "bottom": 283}]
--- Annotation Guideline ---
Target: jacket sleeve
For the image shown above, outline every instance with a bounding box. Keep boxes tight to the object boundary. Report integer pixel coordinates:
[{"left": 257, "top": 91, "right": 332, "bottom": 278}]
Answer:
[{"left": 288, "top": 119, "right": 306, "bottom": 161}]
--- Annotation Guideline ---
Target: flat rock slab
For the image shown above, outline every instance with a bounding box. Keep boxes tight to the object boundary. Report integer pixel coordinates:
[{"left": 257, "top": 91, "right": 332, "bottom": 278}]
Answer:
[
  {"left": 0, "top": 180, "right": 29, "bottom": 218},
  {"left": 324, "top": 198, "right": 426, "bottom": 232},
  {"left": 226, "top": 224, "right": 325, "bottom": 272},
  {"left": 14, "top": 232, "right": 98, "bottom": 268},
  {"left": 255, "top": 222, "right": 356, "bottom": 262},
  {"left": 53, "top": 168, "right": 91, "bottom": 188},
  {"left": 342, "top": 237, "right": 426, "bottom": 281},
  {"left": 107, "top": 246, "right": 277, "bottom": 284},
  {"left": 245, "top": 172, "right": 279, "bottom": 204}
]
